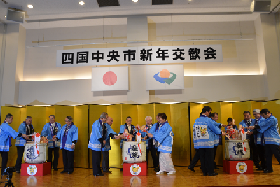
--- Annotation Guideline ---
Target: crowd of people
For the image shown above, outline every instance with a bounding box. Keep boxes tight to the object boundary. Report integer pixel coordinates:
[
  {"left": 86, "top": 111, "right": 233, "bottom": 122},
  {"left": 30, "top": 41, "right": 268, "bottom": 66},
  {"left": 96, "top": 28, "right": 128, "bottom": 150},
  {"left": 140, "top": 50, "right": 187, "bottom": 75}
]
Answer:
[
  {"left": 0, "top": 106, "right": 279, "bottom": 177},
  {"left": 0, "top": 112, "right": 175, "bottom": 176},
  {"left": 189, "top": 106, "right": 280, "bottom": 176}
]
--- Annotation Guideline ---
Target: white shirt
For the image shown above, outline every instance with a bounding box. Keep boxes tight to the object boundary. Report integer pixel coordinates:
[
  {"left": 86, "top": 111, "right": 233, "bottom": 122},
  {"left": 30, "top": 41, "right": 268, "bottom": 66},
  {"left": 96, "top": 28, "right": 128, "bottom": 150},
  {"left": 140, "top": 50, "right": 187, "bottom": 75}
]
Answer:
[{"left": 127, "top": 125, "right": 131, "bottom": 132}]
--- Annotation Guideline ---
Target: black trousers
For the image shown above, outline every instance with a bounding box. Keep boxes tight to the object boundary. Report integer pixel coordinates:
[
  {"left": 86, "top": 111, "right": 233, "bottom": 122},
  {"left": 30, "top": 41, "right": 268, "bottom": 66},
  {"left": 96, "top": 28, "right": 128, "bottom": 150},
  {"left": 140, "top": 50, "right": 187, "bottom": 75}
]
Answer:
[
  {"left": 48, "top": 147, "right": 59, "bottom": 169},
  {"left": 0, "top": 151, "right": 8, "bottom": 175},
  {"left": 92, "top": 150, "right": 102, "bottom": 175},
  {"left": 249, "top": 136, "right": 260, "bottom": 166},
  {"left": 199, "top": 148, "right": 214, "bottom": 175},
  {"left": 189, "top": 149, "right": 200, "bottom": 169},
  {"left": 62, "top": 149, "right": 74, "bottom": 172},
  {"left": 102, "top": 151, "right": 109, "bottom": 172},
  {"left": 257, "top": 144, "right": 266, "bottom": 169},
  {"left": 214, "top": 146, "right": 218, "bottom": 167},
  {"left": 146, "top": 147, "right": 160, "bottom": 168},
  {"left": 15, "top": 146, "right": 25, "bottom": 171},
  {"left": 265, "top": 144, "right": 280, "bottom": 171}
]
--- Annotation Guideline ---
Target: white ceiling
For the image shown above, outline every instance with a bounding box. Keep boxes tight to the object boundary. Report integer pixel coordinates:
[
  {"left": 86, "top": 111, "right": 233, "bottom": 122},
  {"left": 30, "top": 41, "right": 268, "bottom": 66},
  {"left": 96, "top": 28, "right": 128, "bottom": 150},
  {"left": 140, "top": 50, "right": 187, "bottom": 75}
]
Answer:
[{"left": 0, "top": 0, "right": 254, "bottom": 23}]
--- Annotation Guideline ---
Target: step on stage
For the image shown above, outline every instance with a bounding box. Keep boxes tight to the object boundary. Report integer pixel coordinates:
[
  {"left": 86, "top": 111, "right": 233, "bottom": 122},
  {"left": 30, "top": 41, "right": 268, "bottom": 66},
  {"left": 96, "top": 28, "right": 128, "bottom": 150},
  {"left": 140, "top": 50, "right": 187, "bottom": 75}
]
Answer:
[{"left": 2, "top": 164, "right": 280, "bottom": 187}]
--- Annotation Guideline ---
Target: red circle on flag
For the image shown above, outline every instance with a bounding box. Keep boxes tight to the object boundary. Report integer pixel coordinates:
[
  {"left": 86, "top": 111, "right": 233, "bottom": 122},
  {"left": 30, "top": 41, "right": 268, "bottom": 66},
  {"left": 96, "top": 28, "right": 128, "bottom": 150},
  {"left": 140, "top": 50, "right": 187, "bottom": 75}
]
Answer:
[{"left": 103, "top": 71, "right": 117, "bottom": 86}]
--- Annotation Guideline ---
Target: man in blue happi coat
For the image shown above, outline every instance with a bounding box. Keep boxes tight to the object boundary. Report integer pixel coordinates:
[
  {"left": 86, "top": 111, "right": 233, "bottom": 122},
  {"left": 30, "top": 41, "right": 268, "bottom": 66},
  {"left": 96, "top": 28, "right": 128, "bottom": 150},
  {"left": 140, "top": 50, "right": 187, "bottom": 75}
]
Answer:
[
  {"left": 56, "top": 116, "right": 78, "bottom": 174},
  {"left": 41, "top": 115, "right": 62, "bottom": 171},
  {"left": 88, "top": 112, "right": 108, "bottom": 176},
  {"left": 101, "top": 116, "right": 119, "bottom": 173},
  {"left": 239, "top": 111, "right": 259, "bottom": 168},
  {"left": 256, "top": 109, "right": 280, "bottom": 173},
  {"left": 193, "top": 106, "right": 224, "bottom": 176},
  {"left": 251, "top": 109, "right": 266, "bottom": 170},
  {"left": 0, "top": 113, "right": 27, "bottom": 175},
  {"left": 15, "top": 116, "right": 34, "bottom": 173},
  {"left": 209, "top": 112, "right": 224, "bottom": 169},
  {"left": 141, "top": 116, "right": 160, "bottom": 172},
  {"left": 119, "top": 116, "right": 138, "bottom": 148}
]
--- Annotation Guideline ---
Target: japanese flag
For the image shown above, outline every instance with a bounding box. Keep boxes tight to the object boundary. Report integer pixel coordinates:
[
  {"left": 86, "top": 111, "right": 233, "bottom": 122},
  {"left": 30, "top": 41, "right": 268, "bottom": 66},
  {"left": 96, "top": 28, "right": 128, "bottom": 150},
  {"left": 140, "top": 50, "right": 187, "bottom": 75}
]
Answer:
[{"left": 91, "top": 67, "right": 129, "bottom": 91}]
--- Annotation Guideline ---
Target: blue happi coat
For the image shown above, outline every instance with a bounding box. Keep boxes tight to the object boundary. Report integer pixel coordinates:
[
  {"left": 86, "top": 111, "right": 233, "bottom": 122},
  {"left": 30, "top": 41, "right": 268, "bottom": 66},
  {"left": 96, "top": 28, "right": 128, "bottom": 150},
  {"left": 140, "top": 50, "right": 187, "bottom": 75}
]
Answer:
[
  {"left": 258, "top": 115, "right": 280, "bottom": 145},
  {"left": 149, "top": 121, "right": 174, "bottom": 153},
  {"left": 41, "top": 122, "right": 62, "bottom": 148},
  {"left": 0, "top": 123, "right": 19, "bottom": 152},
  {"left": 140, "top": 124, "right": 155, "bottom": 149},
  {"left": 119, "top": 124, "right": 138, "bottom": 149},
  {"left": 193, "top": 115, "right": 221, "bottom": 149},
  {"left": 253, "top": 116, "right": 265, "bottom": 145},
  {"left": 102, "top": 124, "right": 117, "bottom": 152},
  {"left": 15, "top": 122, "right": 34, "bottom": 146},
  {"left": 88, "top": 119, "right": 104, "bottom": 151},
  {"left": 239, "top": 119, "right": 255, "bottom": 139},
  {"left": 57, "top": 123, "right": 78, "bottom": 151},
  {"left": 210, "top": 119, "right": 221, "bottom": 146}
]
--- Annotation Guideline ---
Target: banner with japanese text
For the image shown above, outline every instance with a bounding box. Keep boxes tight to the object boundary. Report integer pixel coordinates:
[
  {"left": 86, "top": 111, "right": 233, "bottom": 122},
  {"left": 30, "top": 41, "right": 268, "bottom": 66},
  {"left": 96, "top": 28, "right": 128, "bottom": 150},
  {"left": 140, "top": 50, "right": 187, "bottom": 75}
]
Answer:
[{"left": 57, "top": 45, "right": 222, "bottom": 67}]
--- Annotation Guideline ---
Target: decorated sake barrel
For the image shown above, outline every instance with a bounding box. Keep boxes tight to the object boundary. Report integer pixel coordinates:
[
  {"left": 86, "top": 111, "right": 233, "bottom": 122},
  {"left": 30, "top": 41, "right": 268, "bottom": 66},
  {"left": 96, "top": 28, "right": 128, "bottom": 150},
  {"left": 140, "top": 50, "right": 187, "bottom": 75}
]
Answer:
[
  {"left": 225, "top": 140, "right": 250, "bottom": 160},
  {"left": 122, "top": 141, "right": 146, "bottom": 163},
  {"left": 24, "top": 143, "right": 48, "bottom": 164}
]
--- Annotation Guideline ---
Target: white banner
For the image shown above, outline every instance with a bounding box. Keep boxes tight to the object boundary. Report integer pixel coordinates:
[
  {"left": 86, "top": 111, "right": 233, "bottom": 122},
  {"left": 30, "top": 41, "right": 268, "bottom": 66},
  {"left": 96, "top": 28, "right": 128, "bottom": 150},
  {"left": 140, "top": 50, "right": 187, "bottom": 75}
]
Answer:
[
  {"left": 91, "top": 66, "right": 128, "bottom": 91},
  {"left": 146, "top": 65, "right": 184, "bottom": 90},
  {"left": 57, "top": 45, "right": 222, "bottom": 67}
]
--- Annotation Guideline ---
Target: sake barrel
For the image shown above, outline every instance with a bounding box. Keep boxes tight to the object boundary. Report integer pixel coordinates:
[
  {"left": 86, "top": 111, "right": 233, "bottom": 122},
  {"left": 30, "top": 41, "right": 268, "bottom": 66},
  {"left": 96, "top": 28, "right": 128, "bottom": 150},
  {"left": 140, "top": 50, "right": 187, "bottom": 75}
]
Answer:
[
  {"left": 122, "top": 141, "right": 146, "bottom": 163},
  {"left": 225, "top": 140, "right": 250, "bottom": 160},
  {"left": 24, "top": 143, "right": 48, "bottom": 164}
]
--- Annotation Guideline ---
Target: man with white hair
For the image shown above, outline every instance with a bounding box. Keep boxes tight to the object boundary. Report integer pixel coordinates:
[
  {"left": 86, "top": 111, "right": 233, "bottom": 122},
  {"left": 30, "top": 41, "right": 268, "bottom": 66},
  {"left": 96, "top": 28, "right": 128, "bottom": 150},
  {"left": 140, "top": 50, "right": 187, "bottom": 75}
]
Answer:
[
  {"left": 143, "top": 115, "right": 160, "bottom": 171},
  {"left": 101, "top": 117, "right": 119, "bottom": 173},
  {"left": 56, "top": 116, "right": 78, "bottom": 174},
  {"left": 88, "top": 112, "right": 108, "bottom": 176}
]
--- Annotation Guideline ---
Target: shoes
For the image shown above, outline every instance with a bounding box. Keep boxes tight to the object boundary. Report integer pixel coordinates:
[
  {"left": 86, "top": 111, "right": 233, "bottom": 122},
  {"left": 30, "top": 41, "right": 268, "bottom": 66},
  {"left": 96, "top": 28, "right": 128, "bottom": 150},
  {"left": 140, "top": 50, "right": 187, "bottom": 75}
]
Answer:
[
  {"left": 16, "top": 171, "right": 20, "bottom": 173},
  {"left": 154, "top": 167, "right": 160, "bottom": 172},
  {"left": 167, "top": 171, "right": 176, "bottom": 175},
  {"left": 188, "top": 166, "right": 195, "bottom": 172},
  {"left": 203, "top": 173, "right": 207, "bottom": 176},
  {"left": 68, "top": 171, "right": 74, "bottom": 174},
  {"left": 60, "top": 170, "right": 67, "bottom": 174},
  {"left": 156, "top": 171, "right": 164, "bottom": 175},
  {"left": 54, "top": 168, "right": 58, "bottom": 171},
  {"left": 103, "top": 171, "right": 112, "bottom": 174},
  {"left": 263, "top": 169, "right": 273, "bottom": 173},
  {"left": 94, "top": 173, "right": 104, "bottom": 176},
  {"left": 256, "top": 167, "right": 263, "bottom": 171},
  {"left": 208, "top": 172, "right": 218, "bottom": 176}
]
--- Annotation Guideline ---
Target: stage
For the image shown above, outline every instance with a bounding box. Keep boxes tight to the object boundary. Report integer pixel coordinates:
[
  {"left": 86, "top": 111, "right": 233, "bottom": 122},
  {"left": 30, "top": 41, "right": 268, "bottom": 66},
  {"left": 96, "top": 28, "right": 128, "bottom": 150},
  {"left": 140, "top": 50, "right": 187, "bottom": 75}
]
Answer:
[{"left": 2, "top": 163, "right": 280, "bottom": 187}]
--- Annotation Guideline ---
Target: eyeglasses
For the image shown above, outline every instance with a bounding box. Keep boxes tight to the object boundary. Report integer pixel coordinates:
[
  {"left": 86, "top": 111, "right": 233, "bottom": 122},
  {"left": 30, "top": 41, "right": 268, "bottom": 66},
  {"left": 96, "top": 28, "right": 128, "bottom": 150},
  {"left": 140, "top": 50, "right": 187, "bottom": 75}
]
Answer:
[{"left": 65, "top": 120, "right": 70, "bottom": 122}]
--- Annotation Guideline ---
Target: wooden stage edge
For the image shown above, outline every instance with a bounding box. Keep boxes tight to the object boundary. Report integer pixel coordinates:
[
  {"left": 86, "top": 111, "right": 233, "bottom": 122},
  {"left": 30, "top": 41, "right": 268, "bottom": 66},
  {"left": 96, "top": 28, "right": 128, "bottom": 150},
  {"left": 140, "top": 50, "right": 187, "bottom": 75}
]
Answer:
[{"left": 2, "top": 164, "right": 280, "bottom": 187}]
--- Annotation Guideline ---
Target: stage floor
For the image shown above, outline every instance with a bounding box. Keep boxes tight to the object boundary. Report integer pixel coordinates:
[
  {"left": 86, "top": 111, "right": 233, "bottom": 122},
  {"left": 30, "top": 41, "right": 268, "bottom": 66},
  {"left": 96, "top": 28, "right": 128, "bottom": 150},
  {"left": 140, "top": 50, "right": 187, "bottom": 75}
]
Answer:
[{"left": 2, "top": 164, "right": 280, "bottom": 187}]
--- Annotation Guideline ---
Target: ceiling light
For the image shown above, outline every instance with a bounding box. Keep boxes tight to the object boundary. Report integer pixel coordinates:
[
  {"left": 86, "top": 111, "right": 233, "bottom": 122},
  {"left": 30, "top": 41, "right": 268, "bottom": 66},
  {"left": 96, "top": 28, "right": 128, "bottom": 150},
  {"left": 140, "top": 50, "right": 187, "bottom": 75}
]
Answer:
[
  {"left": 132, "top": 0, "right": 138, "bottom": 2},
  {"left": 79, "top": 1, "right": 85, "bottom": 5},
  {"left": 5, "top": 16, "right": 6, "bottom": 18},
  {"left": 160, "top": 102, "right": 180, "bottom": 104},
  {"left": 188, "top": 0, "right": 192, "bottom": 1},
  {"left": 27, "top": 4, "right": 33, "bottom": 8},
  {"left": 33, "top": 105, "right": 51, "bottom": 106},
  {"left": 196, "top": 102, "right": 209, "bottom": 104}
]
